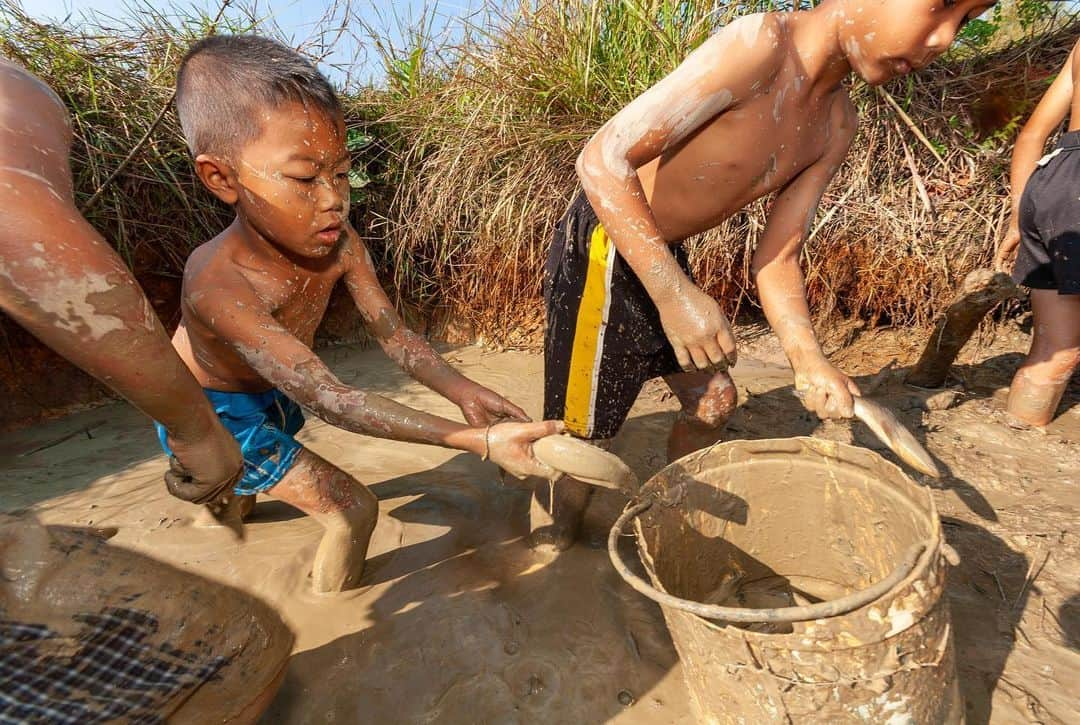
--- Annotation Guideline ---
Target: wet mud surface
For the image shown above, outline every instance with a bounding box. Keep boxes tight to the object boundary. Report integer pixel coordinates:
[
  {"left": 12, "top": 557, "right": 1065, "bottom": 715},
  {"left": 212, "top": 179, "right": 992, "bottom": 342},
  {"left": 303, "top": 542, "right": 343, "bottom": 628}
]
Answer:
[{"left": 1, "top": 328, "right": 1077, "bottom": 723}]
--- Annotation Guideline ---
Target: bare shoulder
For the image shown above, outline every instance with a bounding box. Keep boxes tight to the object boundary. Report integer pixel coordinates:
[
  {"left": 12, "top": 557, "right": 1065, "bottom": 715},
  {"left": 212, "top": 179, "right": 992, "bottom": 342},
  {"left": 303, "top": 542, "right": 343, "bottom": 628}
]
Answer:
[
  {"left": 182, "top": 234, "right": 257, "bottom": 315},
  {"left": 0, "top": 60, "right": 72, "bottom": 187},
  {"left": 702, "top": 12, "right": 789, "bottom": 82}
]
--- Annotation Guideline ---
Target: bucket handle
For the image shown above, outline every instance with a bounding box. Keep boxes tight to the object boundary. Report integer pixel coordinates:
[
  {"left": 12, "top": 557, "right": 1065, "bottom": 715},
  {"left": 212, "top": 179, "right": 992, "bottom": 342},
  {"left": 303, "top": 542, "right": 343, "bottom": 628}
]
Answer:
[{"left": 608, "top": 499, "right": 928, "bottom": 624}]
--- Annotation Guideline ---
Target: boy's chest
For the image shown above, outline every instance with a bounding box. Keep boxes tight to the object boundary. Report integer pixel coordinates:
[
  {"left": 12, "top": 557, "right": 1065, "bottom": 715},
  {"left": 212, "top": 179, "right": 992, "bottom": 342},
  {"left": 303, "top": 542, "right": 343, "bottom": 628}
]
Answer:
[
  {"left": 644, "top": 77, "right": 842, "bottom": 240},
  {"left": 246, "top": 268, "right": 342, "bottom": 343}
]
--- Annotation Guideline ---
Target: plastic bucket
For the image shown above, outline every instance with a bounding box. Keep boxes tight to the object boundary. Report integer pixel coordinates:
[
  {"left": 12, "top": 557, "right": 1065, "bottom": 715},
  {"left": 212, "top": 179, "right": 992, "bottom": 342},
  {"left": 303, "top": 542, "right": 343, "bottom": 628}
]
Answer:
[{"left": 608, "top": 437, "right": 962, "bottom": 723}]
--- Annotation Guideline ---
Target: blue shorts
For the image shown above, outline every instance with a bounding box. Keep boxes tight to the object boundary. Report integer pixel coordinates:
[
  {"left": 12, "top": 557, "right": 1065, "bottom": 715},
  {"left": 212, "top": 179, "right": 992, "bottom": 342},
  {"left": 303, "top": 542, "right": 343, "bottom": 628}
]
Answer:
[{"left": 156, "top": 388, "right": 306, "bottom": 496}]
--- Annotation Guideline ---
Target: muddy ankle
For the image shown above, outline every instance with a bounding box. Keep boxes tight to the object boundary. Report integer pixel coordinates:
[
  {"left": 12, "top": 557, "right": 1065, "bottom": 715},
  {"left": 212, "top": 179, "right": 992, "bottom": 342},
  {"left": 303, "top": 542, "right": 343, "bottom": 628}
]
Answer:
[
  {"left": 238, "top": 494, "right": 257, "bottom": 521},
  {"left": 528, "top": 477, "right": 591, "bottom": 553},
  {"left": 310, "top": 512, "right": 376, "bottom": 594}
]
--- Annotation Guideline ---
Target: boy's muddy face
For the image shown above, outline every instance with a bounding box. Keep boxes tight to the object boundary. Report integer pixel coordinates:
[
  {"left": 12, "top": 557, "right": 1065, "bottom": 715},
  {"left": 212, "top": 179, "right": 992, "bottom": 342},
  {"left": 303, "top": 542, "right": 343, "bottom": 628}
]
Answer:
[
  {"left": 231, "top": 102, "right": 350, "bottom": 258},
  {"left": 839, "top": 0, "right": 995, "bottom": 85}
]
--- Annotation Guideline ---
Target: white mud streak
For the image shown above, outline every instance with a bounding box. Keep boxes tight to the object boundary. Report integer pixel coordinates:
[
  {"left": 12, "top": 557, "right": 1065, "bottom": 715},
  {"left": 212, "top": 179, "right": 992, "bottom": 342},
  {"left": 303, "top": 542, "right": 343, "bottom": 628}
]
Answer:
[{"left": 1, "top": 334, "right": 1077, "bottom": 724}]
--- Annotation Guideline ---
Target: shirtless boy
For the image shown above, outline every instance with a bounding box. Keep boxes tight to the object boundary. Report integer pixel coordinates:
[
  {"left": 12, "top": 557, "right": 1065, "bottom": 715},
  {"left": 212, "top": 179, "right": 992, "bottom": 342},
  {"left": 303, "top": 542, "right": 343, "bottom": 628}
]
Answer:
[
  {"left": 0, "top": 58, "right": 243, "bottom": 507},
  {"left": 994, "top": 38, "right": 1080, "bottom": 426},
  {"left": 540, "top": 0, "right": 995, "bottom": 549},
  {"left": 165, "top": 35, "right": 560, "bottom": 593}
]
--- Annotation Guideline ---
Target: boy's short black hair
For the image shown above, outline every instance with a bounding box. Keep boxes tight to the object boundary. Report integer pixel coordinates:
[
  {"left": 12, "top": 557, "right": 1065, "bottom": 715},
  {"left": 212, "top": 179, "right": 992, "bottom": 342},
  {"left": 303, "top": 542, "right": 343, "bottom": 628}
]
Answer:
[{"left": 175, "top": 34, "right": 342, "bottom": 158}]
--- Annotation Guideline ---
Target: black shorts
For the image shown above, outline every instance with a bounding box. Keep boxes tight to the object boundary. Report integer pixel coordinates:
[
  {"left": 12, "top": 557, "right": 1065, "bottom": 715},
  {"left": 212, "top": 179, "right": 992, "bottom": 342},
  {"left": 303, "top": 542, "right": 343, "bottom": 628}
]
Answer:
[
  {"left": 1014, "top": 130, "right": 1080, "bottom": 295},
  {"left": 543, "top": 190, "right": 690, "bottom": 440}
]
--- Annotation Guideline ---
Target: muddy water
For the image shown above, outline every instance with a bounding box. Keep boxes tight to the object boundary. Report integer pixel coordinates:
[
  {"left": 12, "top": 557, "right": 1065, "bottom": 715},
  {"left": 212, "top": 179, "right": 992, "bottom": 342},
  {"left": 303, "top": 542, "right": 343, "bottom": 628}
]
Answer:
[
  {"left": 0, "top": 346, "right": 692, "bottom": 723},
  {"left": 1, "top": 335, "right": 1077, "bottom": 724}
]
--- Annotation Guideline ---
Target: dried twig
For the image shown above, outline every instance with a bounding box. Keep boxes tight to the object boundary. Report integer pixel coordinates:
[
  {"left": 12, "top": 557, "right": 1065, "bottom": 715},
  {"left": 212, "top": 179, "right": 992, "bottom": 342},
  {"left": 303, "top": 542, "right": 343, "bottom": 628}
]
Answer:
[
  {"left": 876, "top": 86, "right": 946, "bottom": 167},
  {"left": 17, "top": 422, "right": 106, "bottom": 457},
  {"left": 1013, "top": 549, "right": 1050, "bottom": 610}
]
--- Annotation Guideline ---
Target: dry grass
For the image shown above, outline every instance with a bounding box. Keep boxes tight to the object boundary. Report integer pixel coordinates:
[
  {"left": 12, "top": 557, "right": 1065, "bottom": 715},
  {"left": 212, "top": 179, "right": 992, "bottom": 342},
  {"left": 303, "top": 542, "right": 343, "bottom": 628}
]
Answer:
[
  {"left": 1, "top": 0, "right": 1076, "bottom": 347},
  {"left": 369, "top": 0, "right": 1078, "bottom": 342}
]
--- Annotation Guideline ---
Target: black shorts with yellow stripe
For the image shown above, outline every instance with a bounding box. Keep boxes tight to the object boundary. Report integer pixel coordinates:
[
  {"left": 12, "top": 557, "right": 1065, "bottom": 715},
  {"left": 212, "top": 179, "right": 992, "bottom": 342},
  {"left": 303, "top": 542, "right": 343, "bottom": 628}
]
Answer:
[{"left": 543, "top": 190, "right": 691, "bottom": 440}]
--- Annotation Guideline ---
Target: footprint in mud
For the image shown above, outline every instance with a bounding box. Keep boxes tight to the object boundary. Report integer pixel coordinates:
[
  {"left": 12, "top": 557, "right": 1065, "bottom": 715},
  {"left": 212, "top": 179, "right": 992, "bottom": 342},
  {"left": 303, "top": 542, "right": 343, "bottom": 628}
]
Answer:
[{"left": 502, "top": 656, "right": 562, "bottom": 707}]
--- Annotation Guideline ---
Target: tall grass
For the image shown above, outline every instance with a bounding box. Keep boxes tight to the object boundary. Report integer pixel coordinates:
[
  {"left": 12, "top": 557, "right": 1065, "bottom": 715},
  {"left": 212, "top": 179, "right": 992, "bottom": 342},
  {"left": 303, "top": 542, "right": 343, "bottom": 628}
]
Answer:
[
  {"left": 1, "top": 0, "right": 1076, "bottom": 349},
  {"left": 0, "top": 3, "right": 249, "bottom": 279},
  {"left": 368, "top": 0, "right": 1078, "bottom": 343}
]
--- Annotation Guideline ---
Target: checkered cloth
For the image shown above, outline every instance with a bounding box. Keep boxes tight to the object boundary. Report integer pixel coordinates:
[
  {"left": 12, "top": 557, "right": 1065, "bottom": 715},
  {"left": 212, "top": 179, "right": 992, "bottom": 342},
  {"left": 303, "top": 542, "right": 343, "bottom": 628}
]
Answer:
[{"left": 0, "top": 607, "right": 230, "bottom": 724}]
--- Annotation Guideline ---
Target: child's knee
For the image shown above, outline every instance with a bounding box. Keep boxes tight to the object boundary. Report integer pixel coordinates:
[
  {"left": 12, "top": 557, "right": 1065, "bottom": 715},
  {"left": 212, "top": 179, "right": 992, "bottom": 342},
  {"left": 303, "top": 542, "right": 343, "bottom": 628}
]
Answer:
[{"left": 336, "top": 484, "right": 378, "bottom": 530}]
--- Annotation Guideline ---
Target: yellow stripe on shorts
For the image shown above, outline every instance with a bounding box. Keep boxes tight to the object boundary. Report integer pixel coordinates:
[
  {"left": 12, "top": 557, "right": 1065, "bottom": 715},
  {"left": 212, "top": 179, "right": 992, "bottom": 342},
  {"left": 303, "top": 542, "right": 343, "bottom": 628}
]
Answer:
[{"left": 564, "top": 224, "right": 616, "bottom": 437}]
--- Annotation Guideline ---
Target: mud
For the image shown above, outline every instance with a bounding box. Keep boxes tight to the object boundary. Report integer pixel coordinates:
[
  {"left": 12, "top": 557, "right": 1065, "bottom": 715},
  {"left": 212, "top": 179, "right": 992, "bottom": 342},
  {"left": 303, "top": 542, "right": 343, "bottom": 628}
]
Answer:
[{"left": 1, "top": 329, "right": 1077, "bottom": 724}]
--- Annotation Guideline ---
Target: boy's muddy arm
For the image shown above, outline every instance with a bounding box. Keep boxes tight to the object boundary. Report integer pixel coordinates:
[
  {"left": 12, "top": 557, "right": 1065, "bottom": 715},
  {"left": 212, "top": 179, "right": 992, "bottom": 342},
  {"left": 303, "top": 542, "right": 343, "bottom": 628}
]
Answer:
[
  {"left": 576, "top": 15, "right": 784, "bottom": 371},
  {"left": 997, "top": 45, "right": 1076, "bottom": 271},
  {"left": 341, "top": 234, "right": 528, "bottom": 425},
  {"left": 0, "top": 60, "right": 243, "bottom": 501},
  {"left": 190, "top": 280, "right": 558, "bottom": 478},
  {"left": 753, "top": 99, "right": 859, "bottom": 419}
]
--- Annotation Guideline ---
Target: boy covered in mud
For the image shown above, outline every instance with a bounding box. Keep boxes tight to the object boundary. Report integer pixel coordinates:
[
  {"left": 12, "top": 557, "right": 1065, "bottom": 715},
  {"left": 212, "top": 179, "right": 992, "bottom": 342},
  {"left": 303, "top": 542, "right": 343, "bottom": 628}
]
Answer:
[
  {"left": 165, "top": 35, "right": 561, "bottom": 593},
  {"left": 540, "top": 0, "right": 995, "bottom": 549},
  {"left": 993, "top": 38, "right": 1080, "bottom": 426}
]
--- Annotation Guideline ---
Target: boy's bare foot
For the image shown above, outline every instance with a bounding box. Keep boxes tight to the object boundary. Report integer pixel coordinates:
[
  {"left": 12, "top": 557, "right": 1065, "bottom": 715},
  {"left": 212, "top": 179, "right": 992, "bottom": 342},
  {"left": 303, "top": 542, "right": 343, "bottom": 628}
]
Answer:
[{"left": 528, "top": 475, "right": 592, "bottom": 553}]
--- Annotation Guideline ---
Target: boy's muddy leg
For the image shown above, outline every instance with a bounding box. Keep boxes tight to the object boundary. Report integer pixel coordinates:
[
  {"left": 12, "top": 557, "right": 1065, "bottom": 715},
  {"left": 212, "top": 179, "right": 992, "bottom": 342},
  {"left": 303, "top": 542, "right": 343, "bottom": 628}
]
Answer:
[
  {"left": 1006, "top": 290, "right": 1080, "bottom": 426},
  {"left": 906, "top": 269, "right": 1021, "bottom": 388},
  {"left": 528, "top": 451, "right": 603, "bottom": 553},
  {"left": 265, "top": 449, "right": 378, "bottom": 593},
  {"left": 663, "top": 369, "right": 738, "bottom": 461}
]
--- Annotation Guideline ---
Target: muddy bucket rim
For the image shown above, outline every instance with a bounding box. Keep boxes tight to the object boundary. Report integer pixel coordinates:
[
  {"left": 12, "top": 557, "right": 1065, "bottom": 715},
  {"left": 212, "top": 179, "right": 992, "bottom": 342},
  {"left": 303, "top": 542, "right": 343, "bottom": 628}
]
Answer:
[{"left": 608, "top": 437, "right": 943, "bottom": 625}]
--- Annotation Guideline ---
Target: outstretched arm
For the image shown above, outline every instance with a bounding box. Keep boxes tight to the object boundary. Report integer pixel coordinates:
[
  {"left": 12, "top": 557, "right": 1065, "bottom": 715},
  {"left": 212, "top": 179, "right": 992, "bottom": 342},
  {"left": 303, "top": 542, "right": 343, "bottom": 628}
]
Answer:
[
  {"left": 752, "top": 95, "right": 858, "bottom": 419},
  {"left": 340, "top": 231, "right": 529, "bottom": 424},
  {"left": 997, "top": 43, "right": 1077, "bottom": 270},
  {"left": 576, "top": 14, "right": 785, "bottom": 371},
  {"left": 186, "top": 270, "right": 558, "bottom": 477},
  {"left": 0, "top": 60, "right": 241, "bottom": 501}
]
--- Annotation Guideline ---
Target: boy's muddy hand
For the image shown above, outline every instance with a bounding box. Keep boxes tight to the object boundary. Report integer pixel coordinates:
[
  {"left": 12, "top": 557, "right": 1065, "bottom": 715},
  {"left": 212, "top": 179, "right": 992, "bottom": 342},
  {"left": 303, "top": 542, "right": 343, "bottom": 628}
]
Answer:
[
  {"left": 994, "top": 223, "right": 1021, "bottom": 273},
  {"left": 794, "top": 359, "right": 860, "bottom": 419},
  {"left": 484, "top": 420, "right": 565, "bottom": 479},
  {"left": 658, "top": 286, "right": 737, "bottom": 372},
  {"left": 453, "top": 381, "right": 530, "bottom": 426}
]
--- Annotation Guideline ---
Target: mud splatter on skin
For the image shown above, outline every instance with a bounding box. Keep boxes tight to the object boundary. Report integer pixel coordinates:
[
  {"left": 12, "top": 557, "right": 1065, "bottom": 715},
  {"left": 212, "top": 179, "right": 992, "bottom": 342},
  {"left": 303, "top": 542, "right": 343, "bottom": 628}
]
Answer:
[
  {"left": 0, "top": 261, "right": 155, "bottom": 341},
  {"left": 0, "top": 166, "right": 65, "bottom": 201}
]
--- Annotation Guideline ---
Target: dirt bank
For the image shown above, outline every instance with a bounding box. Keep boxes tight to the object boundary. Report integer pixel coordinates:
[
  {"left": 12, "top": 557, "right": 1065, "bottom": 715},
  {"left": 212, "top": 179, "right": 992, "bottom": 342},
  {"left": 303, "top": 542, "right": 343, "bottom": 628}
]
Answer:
[{"left": 0, "top": 329, "right": 1076, "bottom": 723}]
